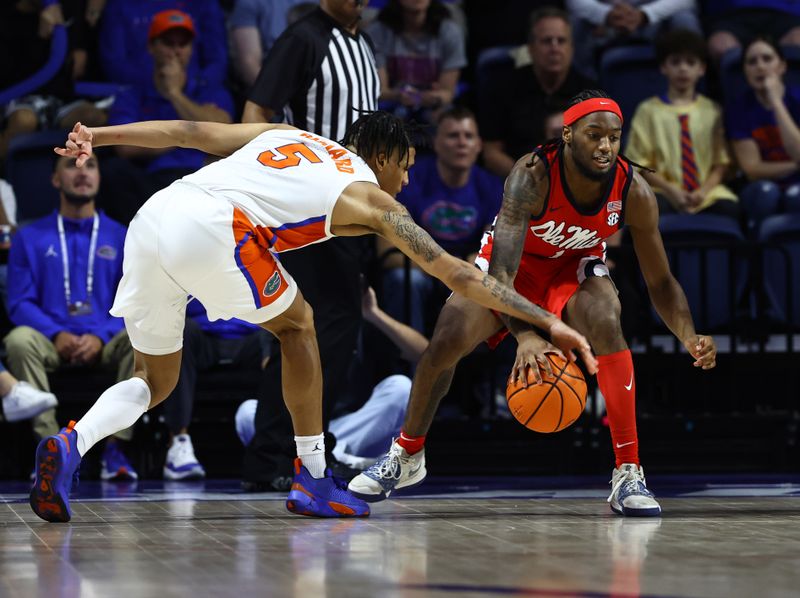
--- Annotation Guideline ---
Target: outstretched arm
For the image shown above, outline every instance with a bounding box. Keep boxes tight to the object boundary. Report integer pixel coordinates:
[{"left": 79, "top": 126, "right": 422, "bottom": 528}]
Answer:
[
  {"left": 54, "top": 120, "right": 296, "bottom": 166},
  {"left": 626, "top": 173, "right": 717, "bottom": 369},
  {"left": 335, "top": 184, "right": 597, "bottom": 373}
]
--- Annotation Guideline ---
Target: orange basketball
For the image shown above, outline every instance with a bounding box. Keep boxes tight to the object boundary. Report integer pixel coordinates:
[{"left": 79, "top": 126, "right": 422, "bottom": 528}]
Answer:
[{"left": 506, "top": 353, "right": 588, "bottom": 433}]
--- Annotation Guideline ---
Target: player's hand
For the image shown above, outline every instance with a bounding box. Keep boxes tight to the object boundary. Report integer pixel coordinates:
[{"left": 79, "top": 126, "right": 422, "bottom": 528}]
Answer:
[
  {"left": 54, "top": 122, "right": 94, "bottom": 167},
  {"left": 510, "top": 332, "right": 560, "bottom": 388},
  {"left": 683, "top": 334, "right": 716, "bottom": 369},
  {"left": 548, "top": 320, "right": 598, "bottom": 375}
]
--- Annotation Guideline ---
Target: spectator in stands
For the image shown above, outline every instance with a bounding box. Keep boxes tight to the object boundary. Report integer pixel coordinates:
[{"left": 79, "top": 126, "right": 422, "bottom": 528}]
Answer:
[
  {"left": 161, "top": 301, "right": 267, "bottom": 480},
  {"left": 367, "top": 0, "right": 467, "bottom": 123},
  {"left": 101, "top": 9, "right": 234, "bottom": 225},
  {"left": 0, "top": 359, "right": 58, "bottom": 423},
  {"left": 236, "top": 285, "right": 428, "bottom": 470},
  {"left": 481, "top": 7, "right": 595, "bottom": 178},
  {"left": 0, "top": 0, "right": 107, "bottom": 159},
  {"left": 229, "top": 0, "right": 313, "bottom": 87},
  {"left": 99, "top": 0, "right": 227, "bottom": 87},
  {"left": 241, "top": 0, "right": 379, "bottom": 491},
  {"left": 3, "top": 153, "right": 137, "bottom": 481},
  {"left": 726, "top": 36, "right": 800, "bottom": 233},
  {"left": 378, "top": 105, "right": 502, "bottom": 332},
  {"left": 707, "top": 1, "right": 800, "bottom": 65},
  {"left": 626, "top": 30, "right": 738, "bottom": 218},
  {"left": 565, "top": 0, "right": 702, "bottom": 79},
  {"left": 542, "top": 108, "right": 565, "bottom": 141}
]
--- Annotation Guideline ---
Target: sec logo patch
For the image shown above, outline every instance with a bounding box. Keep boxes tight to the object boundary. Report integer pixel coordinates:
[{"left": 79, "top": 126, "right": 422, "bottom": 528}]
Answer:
[{"left": 607, "top": 212, "right": 619, "bottom": 226}]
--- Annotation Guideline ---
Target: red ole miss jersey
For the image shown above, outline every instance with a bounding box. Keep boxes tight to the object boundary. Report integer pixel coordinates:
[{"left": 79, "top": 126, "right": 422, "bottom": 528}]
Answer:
[
  {"left": 521, "top": 143, "right": 634, "bottom": 260},
  {"left": 475, "top": 143, "right": 635, "bottom": 343}
]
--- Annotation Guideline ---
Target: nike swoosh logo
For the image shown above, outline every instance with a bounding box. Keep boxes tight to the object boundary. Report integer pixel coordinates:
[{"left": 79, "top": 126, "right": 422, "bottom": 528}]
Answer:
[
  {"left": 624, "top": 374, "right": 634, "bottom": 391},
  {"left": 616, "top": 441, "right": 635, "bottom": 448},
  {"left": 550, "top": 205, "right": 562, "bottom": 212},
  {"left": 408, "top": 464, "right": 422, "bottom": 477}
]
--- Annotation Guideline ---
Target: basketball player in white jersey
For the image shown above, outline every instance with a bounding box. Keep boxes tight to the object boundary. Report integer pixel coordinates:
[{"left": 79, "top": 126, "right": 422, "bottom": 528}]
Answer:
[{"left": 32, "top": 112, "right": 597, "bottom": 522}]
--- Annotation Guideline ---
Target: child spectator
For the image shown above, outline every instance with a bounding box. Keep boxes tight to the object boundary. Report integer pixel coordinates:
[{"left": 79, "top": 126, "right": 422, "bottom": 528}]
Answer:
[{"left": 626, "top": 30, "right": 738, "bottom": 218}]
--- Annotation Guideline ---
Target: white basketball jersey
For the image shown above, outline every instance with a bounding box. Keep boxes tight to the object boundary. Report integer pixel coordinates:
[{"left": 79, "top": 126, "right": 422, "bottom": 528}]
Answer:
[{"left": 180, "top": 128, "right": 378, "bottom": 252}]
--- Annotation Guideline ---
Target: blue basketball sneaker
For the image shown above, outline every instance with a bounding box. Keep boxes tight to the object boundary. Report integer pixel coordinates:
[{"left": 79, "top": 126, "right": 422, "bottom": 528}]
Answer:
[
  {"left": 286, "top": 458, "right": 370, "bottom": 518},
  {"left": 30, "top": 420, "right": 81, "bottom": 522},
  {"left": 101, "top": 440, "right": 138, "bottom": 481},
  {"left": 608, "top": 463, "right": 662, "bottom": 517}
]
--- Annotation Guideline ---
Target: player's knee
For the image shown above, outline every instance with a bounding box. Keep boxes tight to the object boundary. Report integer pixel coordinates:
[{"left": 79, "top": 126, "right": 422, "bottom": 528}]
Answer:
[
  {"left": 586, "top": 301, "right": 623, "bottom": 343},
  {"left": 428, "top": 320, "right": 472, "bottom": 366}
]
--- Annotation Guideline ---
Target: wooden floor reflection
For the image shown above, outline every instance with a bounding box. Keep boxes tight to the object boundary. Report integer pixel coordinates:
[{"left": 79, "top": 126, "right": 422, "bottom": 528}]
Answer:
[{"left": 1, "top": 479, "right": 799, "bottom": 597}]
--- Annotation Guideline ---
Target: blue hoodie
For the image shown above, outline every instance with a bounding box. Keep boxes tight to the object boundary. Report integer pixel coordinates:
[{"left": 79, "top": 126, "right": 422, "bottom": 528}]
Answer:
[{"left": 8, "top": 211, "right": 127, "bottom": 343}]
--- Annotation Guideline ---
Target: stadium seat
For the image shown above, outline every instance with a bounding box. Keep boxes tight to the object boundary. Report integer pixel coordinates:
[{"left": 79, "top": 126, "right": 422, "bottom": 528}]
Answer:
[
  {"left": 0, "top": 25, "right": 67, "bottom": 106},
  {"left": 6, "top": 130, "right": 68, "bottom": 224},
  {"left": 758, "top": 213, "right": 800, "bottom": 328},
  {"left": 656, "top": 214, "right": 747, "bottom": 332}
]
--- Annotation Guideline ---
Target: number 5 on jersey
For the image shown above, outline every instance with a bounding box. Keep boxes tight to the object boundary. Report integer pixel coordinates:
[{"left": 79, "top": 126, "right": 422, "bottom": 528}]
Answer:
[{"left": 258, "top": 143, "right": 322, "bottom": 169}]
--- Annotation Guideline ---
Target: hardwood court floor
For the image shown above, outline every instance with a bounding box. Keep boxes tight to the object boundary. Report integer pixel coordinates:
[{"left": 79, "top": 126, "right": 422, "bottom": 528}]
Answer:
[{"left": 1, "top": 476, "right": 799, "bottom": 598}]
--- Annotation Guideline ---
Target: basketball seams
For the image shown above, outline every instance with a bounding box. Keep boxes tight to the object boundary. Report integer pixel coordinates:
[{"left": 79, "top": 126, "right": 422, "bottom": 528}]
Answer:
[
  {"left": 521, "top": 381, "right": 556, "bottom": 427},
  {"left": 506, "top": 352, "right": 587, "bottom": 433}
]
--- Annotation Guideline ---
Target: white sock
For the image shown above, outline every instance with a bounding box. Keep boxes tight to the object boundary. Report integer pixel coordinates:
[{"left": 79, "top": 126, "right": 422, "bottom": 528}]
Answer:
[
  {"left": 295, "top": 433, "right": 326, "bottom": 478},
  {"left": 74, "top": 378, "right": 151, "bottom": 457}
]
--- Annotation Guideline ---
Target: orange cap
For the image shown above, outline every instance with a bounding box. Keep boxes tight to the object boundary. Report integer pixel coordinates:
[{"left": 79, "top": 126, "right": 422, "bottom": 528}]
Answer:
[{"left": 148, "top": 9, "right": 195, "bottom": 41}]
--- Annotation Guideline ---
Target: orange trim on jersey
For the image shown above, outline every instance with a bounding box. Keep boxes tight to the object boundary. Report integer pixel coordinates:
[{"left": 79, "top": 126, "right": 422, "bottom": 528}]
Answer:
[
  {"left": 231, "top": 207, "right": 289, "bottom": 309},
  {"left": 265, "top": 216, "right": 328, "bottom": 252}
]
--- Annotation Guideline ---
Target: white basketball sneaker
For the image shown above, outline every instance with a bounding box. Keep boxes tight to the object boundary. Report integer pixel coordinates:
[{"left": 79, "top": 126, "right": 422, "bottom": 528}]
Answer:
[
  {"left": 2, "top": 382, "right": 57, "bottom": 422},
  {"left": 608, "top": 463, "right": 662, "bottom": 517},
  {"left": 348, "top": 440, "right": 426, "bottom": 502},
  {"left": 164, "top": 434, "right": 206, "bottom": 480}
]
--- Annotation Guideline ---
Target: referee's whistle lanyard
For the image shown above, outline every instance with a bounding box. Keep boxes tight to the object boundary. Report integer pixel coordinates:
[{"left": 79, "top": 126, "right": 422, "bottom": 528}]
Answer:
[{"left": 57, "top": 213, "right": 99, "bottom": 316}]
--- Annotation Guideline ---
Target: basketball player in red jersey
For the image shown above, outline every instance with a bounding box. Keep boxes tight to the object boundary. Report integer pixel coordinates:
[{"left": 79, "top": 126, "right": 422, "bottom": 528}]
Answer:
[{"left": 350, "top": 90, "right": 718, "bottom": 517}]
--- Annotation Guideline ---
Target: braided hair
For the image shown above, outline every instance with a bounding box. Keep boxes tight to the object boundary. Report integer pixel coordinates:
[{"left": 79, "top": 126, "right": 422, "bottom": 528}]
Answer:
[
  {"left": 340, "top": 111, "right": 418, "bottom": 165},
  {"left": 526, "top": 89, "right": 652, "bottom": 172}
]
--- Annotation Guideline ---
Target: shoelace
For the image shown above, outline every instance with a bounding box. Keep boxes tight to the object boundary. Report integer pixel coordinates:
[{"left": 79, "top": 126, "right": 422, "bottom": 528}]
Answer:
[
  {"left": 607, "top": 467, "right": 649, "bottom": 503},
  {"left": 367, "top": 451, "right": 402, "bottom": 481}
]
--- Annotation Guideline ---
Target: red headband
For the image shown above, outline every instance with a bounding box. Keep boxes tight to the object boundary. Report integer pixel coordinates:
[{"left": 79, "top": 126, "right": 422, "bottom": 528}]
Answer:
[{"left": 563, "top": 98, "right": 623, "bottom": 126}]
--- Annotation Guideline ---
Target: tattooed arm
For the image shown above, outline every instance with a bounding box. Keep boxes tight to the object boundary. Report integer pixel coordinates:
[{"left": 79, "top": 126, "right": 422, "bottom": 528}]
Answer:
[
  {"left": 331, "top": 182, "right": 597, "bottom": 372},
  {"left": 487, "top": 154, "right": 549, "bottom": 339}
]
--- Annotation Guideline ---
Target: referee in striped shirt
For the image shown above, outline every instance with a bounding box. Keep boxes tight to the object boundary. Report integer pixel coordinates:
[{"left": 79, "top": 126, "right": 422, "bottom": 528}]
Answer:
[{"left": 241, "top": 0, "right": 383, "bottom": 490}]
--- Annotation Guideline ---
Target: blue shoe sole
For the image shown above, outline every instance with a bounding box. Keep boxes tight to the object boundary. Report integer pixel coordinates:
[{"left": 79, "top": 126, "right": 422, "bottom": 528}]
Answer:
[
  {"left": 286, "top": 485, "right": 370, "bottom": 518},
  {"left": 29, "top": 436, "right": 74, "bottom": 523}
]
